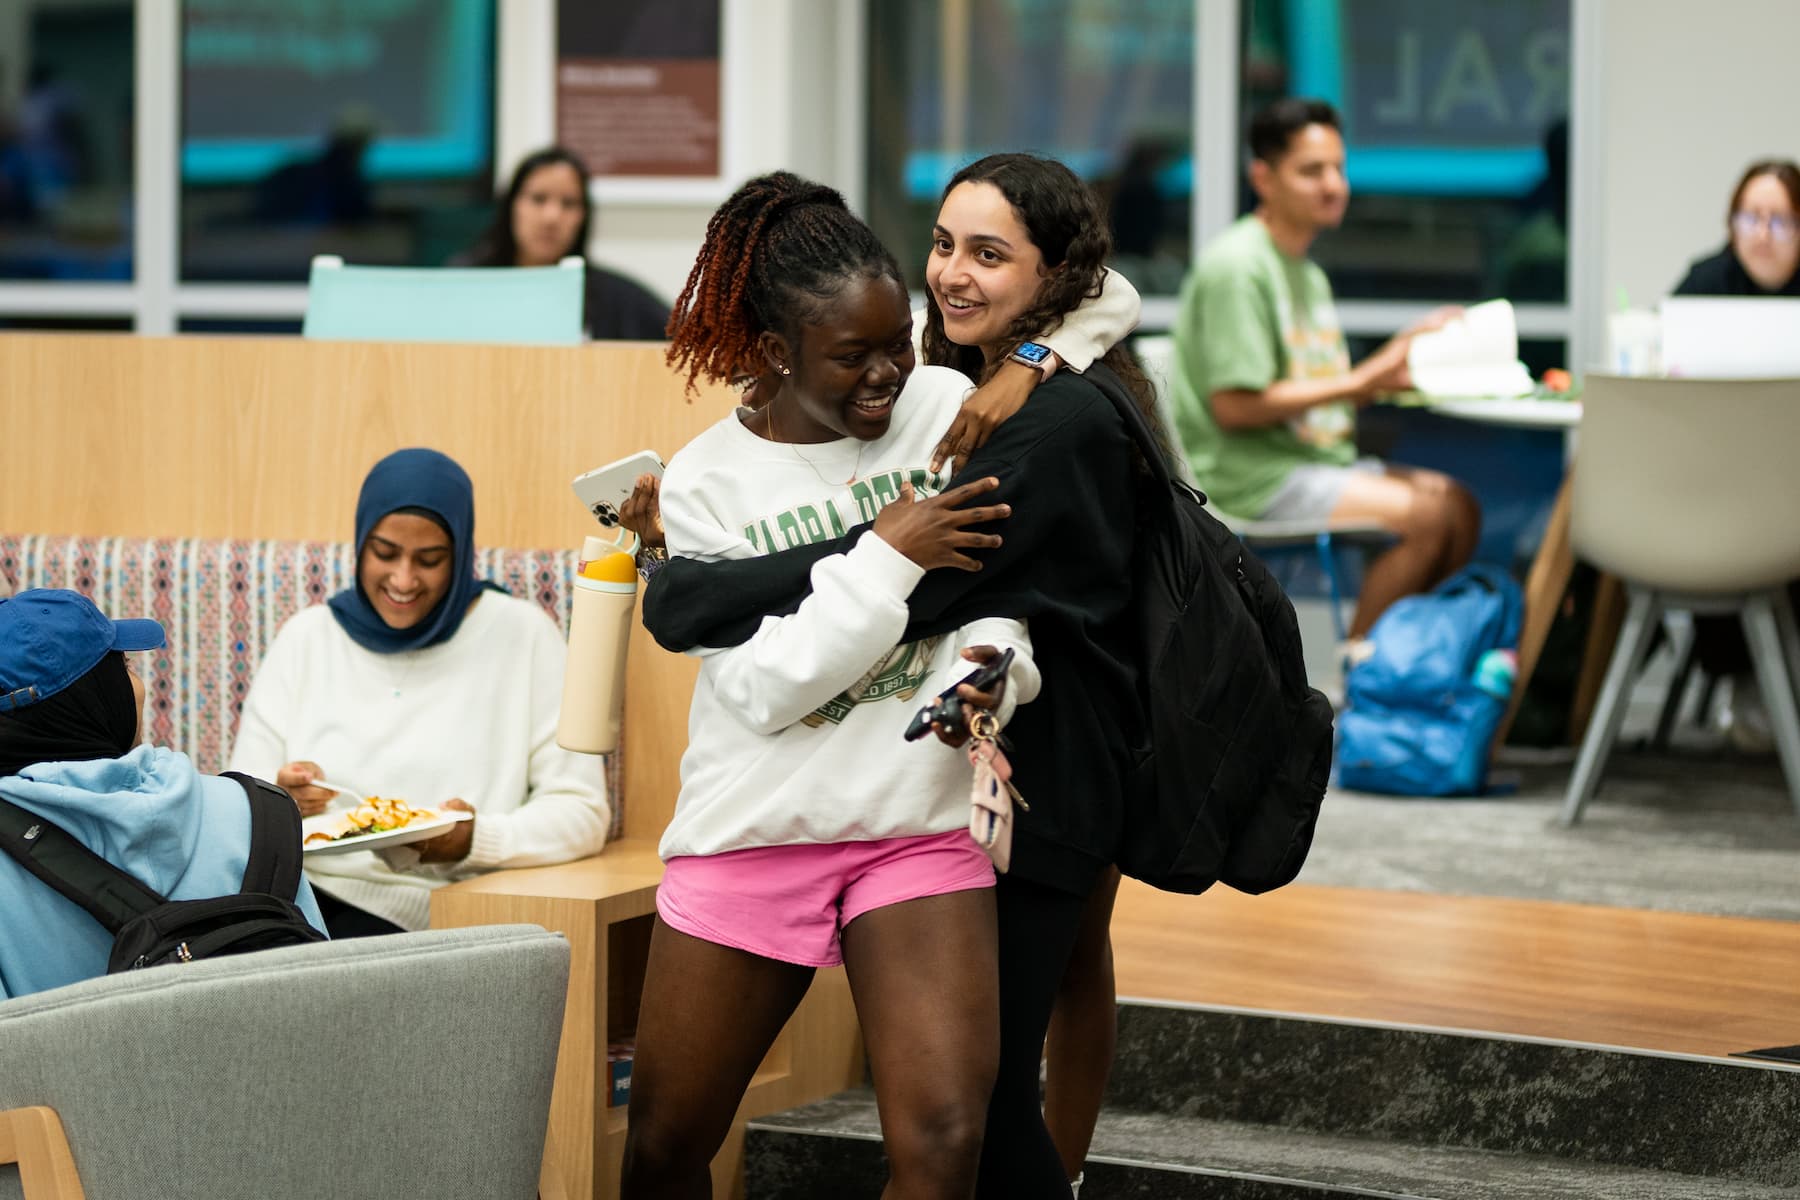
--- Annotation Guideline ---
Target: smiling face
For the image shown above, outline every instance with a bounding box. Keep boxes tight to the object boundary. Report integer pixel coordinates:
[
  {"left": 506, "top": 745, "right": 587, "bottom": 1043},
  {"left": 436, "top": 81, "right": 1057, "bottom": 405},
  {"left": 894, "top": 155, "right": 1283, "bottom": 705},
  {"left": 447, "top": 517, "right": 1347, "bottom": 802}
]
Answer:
[
  {"left": 760, "top": 272, "right": 915, "bottom": 444},
  {"left": 1730, "top": 172, "right": 1800, "bottom": 291},
  {"left": 1251, "top": 123, "right": 1350, "bottom": 235},
  {"left": 926, "top": 180, "right": 1048, "bottom": 358},
  {"left": 510, "top": 162, "right": 587, "bottom": 267},
  {"left": 358, "top": 512, "right": 454, "bottom": 630}
]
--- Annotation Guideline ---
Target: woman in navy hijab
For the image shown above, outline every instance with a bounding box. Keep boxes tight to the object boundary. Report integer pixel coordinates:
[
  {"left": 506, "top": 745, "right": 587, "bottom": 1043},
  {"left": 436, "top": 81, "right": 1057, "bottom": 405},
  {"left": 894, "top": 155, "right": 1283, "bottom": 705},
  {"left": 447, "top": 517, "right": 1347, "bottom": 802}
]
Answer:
[{"left": 229, "top": 448, "right": 611, "bottom": 938}]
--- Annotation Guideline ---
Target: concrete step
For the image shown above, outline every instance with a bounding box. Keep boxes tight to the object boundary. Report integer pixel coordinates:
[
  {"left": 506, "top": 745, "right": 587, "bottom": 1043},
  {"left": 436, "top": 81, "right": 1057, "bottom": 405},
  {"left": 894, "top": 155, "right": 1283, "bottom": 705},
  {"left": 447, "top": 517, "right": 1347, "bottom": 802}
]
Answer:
[
  {"left": 1104, "top": 1002, "right": 1800, "bottom": 1180},
  {"left": 745, "top": 1086, "right": 1797, "bottom": 1199}
]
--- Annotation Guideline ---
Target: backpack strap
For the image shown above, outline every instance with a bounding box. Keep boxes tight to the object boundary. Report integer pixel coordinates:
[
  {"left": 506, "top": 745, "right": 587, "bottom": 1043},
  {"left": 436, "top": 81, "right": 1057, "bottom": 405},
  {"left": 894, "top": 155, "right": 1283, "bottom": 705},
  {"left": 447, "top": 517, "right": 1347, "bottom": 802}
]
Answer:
[
  {"left": 1083, "top": 362, "right": 1191, "bottom": 500},
  {"left": 0, "top": 795, "right": 165, "bottom": 933},
  {"left": 220, "top": 771, "right": 305, "bottom": 900}
]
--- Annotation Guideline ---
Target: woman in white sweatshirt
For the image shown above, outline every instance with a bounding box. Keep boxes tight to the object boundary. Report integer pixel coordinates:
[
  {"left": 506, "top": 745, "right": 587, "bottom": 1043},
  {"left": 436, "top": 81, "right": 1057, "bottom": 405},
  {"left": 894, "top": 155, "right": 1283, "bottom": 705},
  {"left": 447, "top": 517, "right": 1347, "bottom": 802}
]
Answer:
[
  {"left": 228, "top": 447, "right": 610, "bottom": 936},
  {"left": 619, "top": 173, "right": 1042, "bottom": 1200}
]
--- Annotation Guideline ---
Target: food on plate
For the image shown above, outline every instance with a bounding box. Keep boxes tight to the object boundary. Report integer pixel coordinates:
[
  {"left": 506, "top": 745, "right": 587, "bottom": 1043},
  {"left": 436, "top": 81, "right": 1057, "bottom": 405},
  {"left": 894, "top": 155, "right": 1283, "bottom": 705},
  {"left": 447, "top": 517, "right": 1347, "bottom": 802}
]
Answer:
[
  {"left": 303, "top": 796, "right": 437, "bottom": 846},
  {"left": 1540, "top": 367, "right": 1573, "bottom": 393}
]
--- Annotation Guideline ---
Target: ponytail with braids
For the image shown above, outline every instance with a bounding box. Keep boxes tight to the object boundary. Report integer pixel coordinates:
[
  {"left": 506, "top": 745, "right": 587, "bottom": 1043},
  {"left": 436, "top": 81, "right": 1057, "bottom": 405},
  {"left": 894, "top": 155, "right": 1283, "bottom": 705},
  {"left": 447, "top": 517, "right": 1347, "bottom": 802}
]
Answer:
[{"left": 666, "top": 172, "right": 906, "bottom": 396}]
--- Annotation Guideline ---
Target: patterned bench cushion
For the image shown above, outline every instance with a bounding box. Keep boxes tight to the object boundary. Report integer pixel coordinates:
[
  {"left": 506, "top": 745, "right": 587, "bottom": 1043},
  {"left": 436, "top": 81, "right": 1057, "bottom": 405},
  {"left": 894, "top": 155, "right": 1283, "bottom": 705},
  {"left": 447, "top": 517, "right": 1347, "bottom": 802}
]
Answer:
[{"left": 0, "top": 534, "right": 623, "bottom": 838}]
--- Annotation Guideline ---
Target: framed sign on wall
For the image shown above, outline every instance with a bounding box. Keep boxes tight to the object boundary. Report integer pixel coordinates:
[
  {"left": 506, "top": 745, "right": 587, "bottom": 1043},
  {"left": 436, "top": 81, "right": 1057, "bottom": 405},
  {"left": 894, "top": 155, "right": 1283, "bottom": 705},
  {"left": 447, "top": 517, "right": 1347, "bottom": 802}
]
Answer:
[{"left": 556, "top": 0, "right": 746, "bottom": 201}]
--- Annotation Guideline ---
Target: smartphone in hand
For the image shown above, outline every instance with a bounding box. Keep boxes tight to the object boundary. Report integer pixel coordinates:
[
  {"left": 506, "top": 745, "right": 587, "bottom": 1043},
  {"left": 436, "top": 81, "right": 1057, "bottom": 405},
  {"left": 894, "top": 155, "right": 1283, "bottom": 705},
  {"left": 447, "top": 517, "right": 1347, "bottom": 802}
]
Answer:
[
  {"left": 903, "top": 647, "right": 1015, "bottom": 742},
  {"left": 572, "top": 450, "right": 664, "bottom": 529}
]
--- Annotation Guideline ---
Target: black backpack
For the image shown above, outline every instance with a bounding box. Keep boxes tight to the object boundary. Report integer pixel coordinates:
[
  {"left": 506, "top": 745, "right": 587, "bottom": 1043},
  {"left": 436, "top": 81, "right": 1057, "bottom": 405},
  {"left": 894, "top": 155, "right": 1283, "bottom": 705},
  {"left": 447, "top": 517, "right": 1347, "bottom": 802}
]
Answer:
[
  {"left": 0, "top": 771, "right": 326, "bottom": 972},
  {"left": 1086, "top": 363, "right": 1336, "bottom": 895}
]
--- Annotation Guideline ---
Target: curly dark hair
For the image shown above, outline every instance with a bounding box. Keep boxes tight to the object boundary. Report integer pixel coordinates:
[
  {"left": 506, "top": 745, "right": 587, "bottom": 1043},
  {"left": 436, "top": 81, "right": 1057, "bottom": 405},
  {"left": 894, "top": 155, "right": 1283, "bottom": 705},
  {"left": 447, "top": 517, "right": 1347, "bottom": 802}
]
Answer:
[
  {"left": 665, "top": 172, "right": 906, "bottom": 395},
  {"left": 920, "top": 153, "right": 1157, "bottom": 422},
  {"left": 466, "top": 146, "right": 593, "bottom": 268}
]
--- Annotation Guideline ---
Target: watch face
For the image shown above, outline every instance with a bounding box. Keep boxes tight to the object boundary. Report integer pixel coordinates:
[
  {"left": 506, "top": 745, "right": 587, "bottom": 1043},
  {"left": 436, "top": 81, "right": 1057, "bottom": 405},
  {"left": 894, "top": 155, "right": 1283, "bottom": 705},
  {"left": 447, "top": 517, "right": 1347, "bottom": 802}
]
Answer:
[{"left": 1012, "top": 342, "right": 1052, "bottom": 364}]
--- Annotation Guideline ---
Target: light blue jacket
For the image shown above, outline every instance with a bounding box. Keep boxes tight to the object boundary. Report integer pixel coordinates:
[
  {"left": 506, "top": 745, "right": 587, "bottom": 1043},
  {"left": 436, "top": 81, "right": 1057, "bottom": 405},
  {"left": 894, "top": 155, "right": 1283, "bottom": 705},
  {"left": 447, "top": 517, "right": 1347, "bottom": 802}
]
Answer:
[{"left": 0, "top": 745, "right": 327, "bottom": 1000}]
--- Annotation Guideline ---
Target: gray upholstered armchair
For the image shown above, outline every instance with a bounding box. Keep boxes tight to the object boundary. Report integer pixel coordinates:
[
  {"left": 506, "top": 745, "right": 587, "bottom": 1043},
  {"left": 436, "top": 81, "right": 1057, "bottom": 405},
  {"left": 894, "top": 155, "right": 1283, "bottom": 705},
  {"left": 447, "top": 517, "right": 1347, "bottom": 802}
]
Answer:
[{"left": 0, "top": 925, "right": 569, "bottom": 1200}]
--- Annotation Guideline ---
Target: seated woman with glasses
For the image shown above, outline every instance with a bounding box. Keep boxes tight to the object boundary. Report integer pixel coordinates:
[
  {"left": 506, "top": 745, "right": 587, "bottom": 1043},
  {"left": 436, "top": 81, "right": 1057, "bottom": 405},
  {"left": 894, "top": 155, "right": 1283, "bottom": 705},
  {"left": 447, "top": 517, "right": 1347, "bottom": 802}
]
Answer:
[
  {"left": 1674, "top": 159, "right": 1800, "bottom": 297},
  {"left": 1671, "top": 159, "right": 1800, "bottom": 752}
]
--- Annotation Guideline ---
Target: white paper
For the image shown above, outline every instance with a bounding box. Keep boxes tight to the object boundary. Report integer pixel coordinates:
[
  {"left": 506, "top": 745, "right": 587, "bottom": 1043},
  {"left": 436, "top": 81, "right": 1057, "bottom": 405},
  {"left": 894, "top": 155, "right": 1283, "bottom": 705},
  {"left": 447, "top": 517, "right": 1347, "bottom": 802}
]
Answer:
[{"left": 1405, "top": 299, "right": 1537, "bottom": 398}]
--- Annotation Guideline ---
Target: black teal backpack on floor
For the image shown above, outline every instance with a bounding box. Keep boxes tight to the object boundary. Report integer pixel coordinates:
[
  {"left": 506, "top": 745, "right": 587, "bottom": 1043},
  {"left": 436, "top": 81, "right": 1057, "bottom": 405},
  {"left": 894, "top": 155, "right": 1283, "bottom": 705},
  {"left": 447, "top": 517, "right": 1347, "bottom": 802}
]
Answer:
[
  {"left": 0, "top": 771, "right": 326, "bottom": 971},
  {"left": 1086, "top": 363, "right": 1335, "bottom": 895}
]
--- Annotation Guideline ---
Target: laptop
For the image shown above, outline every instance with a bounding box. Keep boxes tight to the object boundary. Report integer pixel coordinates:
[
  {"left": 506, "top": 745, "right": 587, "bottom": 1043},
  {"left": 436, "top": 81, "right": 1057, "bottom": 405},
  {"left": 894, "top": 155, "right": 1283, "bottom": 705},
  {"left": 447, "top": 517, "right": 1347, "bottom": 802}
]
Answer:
[{"left": 1660, "top": 296, "right": 1800, "bottom": 378}]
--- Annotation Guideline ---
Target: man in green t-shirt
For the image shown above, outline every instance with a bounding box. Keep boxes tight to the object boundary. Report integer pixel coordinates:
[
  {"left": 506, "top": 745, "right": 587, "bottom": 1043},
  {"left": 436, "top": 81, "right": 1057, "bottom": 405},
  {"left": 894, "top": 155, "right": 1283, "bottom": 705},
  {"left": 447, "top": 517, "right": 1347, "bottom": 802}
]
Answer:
[{"left": 1167, "top": 97, "right": 1480, "bottom": 638}]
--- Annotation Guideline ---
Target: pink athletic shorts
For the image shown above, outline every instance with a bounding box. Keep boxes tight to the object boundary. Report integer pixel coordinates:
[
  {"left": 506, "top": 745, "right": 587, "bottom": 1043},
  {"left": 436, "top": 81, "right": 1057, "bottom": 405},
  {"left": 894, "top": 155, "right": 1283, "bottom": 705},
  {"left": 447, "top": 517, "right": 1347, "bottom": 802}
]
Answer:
[{"left": 656, "top": 830, "right": 995, "bottom": 967}]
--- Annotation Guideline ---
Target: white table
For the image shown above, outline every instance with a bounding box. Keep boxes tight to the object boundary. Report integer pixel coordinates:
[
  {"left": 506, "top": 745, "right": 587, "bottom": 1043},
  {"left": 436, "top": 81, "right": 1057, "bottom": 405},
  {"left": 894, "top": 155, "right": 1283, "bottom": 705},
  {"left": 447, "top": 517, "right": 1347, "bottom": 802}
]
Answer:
[{"left": 1424, "top": 396, "right": 1581, "bottom": 430}]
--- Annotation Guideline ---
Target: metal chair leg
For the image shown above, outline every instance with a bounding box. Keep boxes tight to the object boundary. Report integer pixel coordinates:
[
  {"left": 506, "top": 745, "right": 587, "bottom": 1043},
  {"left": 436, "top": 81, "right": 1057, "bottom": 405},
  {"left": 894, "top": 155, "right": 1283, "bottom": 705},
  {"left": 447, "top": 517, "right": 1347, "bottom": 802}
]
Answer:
[
  {"left": 1769, "top": 588, "right": 1800, "bottom": 715},
  {"left": 1561, "top": 587, "right": 1663, "bottom": 826},
  {"left": 1692, "top": 671, "right": 1721, "bottom": 730},
  {"left": 1652, "top": 620, "right": 1698, "bottom": 751},
  {"left": 1743, "top": 593, "right": 1800, "bottom": 818},
  {"left": 1316, "top": 531, "right": 1348, "bottom": 643}
]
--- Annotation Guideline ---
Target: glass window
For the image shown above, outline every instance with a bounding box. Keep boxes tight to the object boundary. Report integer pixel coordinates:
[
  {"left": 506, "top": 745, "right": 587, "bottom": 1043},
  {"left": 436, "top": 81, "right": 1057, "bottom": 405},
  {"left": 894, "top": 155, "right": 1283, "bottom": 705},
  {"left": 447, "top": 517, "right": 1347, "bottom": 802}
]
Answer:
[
  {"left": 176, "top": 316, "right": 304, "bottom": 335},
  {"left": 1242, "top": 0, "right": 1570, "bottom": 302},
  {"left": 0, "top": 315, "right": 132, "bottom": 332},
  {"left": 180, "top": 0, "right": 497, "bottom": 282},
  {"left": 0, "top": 1, "right": 135, "bottom": 281},
  {"left": 867, "top": 0, "right": 1195, "bottom": 296}
]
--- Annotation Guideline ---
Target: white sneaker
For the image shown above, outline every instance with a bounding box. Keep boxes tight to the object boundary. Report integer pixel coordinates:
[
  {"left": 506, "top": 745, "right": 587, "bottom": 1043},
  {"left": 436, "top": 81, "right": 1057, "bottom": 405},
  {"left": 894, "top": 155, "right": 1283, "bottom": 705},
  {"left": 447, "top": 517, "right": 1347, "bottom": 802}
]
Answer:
[{"left": 1723, "top": 673, "right": 1775, "bottom": 754}]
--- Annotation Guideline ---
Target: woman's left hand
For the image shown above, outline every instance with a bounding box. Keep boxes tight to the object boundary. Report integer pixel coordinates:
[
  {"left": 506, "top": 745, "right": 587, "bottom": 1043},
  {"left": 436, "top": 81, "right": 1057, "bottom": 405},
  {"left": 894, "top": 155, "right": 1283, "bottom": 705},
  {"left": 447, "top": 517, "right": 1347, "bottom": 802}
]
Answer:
[
  {"left": 932, "top": 644, "right": 1009, "bottom": 748},
  {"left": 930, "top": 362, "right": 1039, "bottom": 474},
  {"left": 414, "top": 798, "right": 475, "bottom": 863}
]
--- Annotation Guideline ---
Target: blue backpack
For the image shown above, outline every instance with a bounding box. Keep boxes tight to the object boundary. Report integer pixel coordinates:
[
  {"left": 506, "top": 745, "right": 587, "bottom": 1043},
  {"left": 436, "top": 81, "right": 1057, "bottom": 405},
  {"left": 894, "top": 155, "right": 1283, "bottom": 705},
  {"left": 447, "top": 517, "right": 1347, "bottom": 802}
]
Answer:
[{"left": 1335, "top": 564, "right": 1523, "bottom": 797}]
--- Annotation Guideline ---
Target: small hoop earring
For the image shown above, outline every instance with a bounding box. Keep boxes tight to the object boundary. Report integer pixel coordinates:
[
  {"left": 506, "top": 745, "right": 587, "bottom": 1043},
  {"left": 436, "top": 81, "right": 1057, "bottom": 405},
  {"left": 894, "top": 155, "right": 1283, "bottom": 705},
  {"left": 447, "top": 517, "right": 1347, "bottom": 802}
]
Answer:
[{"left": 779, "top": 365, "right": 791, "bottom": 376}]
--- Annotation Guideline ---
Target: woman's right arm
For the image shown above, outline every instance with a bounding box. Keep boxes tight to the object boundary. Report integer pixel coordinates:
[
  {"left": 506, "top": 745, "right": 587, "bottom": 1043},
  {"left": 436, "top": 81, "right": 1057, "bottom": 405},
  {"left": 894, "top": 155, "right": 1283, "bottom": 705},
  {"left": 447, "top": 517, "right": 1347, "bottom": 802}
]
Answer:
[
  {"left": 641, "top": 476, "right": 1008, "bottom": 652},
  {"left": 226, "top": 622, "right": 335, "bottom": 815}
]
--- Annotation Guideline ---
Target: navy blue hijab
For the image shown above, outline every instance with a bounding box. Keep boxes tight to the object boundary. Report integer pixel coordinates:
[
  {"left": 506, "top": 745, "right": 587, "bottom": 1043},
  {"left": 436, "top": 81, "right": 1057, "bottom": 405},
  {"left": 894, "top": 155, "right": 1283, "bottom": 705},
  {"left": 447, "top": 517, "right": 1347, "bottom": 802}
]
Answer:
[{"left": 328, "top": 448, "right": 500, "bottom": 654}]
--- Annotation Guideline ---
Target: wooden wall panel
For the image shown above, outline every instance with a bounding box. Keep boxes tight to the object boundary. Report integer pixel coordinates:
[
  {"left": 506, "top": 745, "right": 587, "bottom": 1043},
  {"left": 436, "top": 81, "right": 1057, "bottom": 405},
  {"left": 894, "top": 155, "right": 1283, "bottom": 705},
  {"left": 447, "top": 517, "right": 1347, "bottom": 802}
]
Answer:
[{"left": 0, "top": 332, "right": 729, "bottom": 838}]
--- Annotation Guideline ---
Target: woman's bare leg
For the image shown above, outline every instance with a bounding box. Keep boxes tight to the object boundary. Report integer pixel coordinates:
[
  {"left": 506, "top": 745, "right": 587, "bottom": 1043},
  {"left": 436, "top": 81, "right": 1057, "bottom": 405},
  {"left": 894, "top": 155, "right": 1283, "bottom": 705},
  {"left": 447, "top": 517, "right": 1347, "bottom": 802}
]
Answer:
[
  {"left": 620, "top": 918, "right": 815, "bottom": 1199},
  {"left": 840, "top": 887, "right": 1000, "bottom": 1199}
]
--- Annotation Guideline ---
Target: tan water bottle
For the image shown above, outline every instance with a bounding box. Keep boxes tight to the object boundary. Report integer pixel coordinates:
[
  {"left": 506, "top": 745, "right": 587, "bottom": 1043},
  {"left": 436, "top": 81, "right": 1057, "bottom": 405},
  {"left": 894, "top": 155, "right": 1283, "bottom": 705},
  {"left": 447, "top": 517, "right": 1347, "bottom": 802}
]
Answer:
[{"left": 557, "top": 536, "right": 638, "bottom": 754}]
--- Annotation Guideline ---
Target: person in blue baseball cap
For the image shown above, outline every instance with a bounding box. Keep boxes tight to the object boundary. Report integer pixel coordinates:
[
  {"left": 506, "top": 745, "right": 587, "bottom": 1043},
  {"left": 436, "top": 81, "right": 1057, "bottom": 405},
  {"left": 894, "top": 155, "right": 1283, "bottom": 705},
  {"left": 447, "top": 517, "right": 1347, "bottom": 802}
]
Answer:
[{"left": 0, "top": 589, "right": 327, "bottom": 999}]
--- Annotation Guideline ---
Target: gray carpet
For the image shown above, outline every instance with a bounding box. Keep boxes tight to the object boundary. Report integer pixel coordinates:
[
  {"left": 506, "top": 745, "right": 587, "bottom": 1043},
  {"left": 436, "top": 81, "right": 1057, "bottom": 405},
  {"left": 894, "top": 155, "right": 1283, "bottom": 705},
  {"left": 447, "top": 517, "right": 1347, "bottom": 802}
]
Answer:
[
  {"left": 1300, "top": 622, "right": 1800, "bottom": 921},
  {"left": 1303, "top": 746, "right": 1800, "bottom": 920}
]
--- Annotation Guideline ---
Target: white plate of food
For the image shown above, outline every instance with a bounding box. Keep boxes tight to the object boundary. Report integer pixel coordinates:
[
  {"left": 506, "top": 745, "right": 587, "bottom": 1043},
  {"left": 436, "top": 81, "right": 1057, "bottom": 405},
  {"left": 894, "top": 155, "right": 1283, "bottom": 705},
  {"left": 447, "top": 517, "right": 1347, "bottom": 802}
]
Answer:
[{"left": 301, "top": 797, "right": 472, "bottom": 856}]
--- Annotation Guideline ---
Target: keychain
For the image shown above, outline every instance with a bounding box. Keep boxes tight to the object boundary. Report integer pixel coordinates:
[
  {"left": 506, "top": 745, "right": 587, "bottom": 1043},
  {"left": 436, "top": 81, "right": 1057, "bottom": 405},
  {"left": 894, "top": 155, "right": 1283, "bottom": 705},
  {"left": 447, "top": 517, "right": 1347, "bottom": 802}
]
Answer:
[{"left": 966, "top": 710, "right": 1025, "bottom": 872}]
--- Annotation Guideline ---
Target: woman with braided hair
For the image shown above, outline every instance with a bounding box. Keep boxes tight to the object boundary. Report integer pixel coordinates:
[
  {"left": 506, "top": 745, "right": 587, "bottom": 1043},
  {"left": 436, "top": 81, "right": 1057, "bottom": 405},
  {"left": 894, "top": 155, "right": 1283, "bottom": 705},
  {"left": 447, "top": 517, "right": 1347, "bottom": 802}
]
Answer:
[
  {"left": 619, "top": 172, "right": 1044, "bottom": 1199},
  {"left": 630, "top": 156, "right": 1158, "bottom": 1196}
]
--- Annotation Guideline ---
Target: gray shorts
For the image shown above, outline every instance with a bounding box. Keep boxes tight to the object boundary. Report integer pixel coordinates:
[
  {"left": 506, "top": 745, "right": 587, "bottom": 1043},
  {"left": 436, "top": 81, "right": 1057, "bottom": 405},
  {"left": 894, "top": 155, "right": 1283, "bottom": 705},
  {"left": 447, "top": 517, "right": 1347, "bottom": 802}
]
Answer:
[{"left": 1257, "top": 457, "right": 1385, "bottom": 522}]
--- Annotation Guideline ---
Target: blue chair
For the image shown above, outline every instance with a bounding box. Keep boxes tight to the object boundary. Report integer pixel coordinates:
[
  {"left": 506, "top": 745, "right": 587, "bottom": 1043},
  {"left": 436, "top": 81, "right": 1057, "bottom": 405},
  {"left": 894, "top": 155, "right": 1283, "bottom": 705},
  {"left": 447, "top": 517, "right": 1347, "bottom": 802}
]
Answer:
[{"left": 302, "top": 254, "right": 585, "bottom": 345}]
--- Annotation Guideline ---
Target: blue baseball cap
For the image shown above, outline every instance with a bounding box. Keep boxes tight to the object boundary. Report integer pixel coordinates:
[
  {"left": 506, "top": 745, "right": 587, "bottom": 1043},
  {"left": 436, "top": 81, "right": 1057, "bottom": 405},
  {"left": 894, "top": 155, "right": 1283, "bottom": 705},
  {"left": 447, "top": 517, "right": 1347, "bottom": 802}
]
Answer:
[{"left": 0, "top": 589, "right": 165, "bottom": 712}]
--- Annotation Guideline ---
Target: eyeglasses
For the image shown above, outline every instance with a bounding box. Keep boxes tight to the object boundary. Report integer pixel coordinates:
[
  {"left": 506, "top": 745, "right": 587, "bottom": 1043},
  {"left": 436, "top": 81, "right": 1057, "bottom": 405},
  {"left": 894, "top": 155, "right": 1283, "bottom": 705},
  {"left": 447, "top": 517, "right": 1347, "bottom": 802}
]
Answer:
[{"left": 1731, "top": 211, "right": 1799, "bottom": 243}]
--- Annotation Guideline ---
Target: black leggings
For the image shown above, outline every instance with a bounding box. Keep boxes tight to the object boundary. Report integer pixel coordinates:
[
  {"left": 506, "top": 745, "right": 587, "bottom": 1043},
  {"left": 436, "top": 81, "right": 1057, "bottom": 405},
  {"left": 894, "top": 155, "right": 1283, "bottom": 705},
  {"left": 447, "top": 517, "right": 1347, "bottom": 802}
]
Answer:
[
  {"left": 312, "top": 889, "right": 406, "bottom": 939},
  {"left": 977, "top": 872, "right": 1092, "bottom": 1198}
]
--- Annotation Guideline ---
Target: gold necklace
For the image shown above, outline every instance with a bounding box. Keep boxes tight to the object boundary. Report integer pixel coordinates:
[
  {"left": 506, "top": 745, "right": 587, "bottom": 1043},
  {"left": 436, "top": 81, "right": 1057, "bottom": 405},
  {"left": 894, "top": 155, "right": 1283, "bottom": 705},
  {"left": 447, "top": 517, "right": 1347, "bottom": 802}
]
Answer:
[{"left": 769, "top": 401, "right": 868, "bottom": 486}]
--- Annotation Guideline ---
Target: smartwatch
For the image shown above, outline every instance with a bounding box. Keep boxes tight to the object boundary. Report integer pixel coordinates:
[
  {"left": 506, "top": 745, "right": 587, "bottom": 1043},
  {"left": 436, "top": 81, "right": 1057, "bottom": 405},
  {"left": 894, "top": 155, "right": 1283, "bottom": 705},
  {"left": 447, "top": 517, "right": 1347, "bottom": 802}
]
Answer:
[{"left": 1007, "top": 341, "right": 1059, "bottom": 380}]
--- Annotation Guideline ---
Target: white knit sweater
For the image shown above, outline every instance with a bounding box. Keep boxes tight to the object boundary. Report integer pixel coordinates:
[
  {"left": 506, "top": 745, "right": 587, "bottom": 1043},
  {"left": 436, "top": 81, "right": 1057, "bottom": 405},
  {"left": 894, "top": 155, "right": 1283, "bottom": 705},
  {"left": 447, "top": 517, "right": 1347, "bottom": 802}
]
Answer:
[{"left": 228, "top": 593, "right": 611, "bottom": 930}]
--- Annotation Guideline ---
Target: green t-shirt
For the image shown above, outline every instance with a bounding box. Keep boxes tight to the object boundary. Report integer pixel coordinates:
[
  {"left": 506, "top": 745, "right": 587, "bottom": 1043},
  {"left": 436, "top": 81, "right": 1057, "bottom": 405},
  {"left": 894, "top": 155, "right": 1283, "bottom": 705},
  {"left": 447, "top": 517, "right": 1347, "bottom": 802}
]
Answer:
[{"left": 1168, "top": 215, "right": 1355, "bottom": 517}]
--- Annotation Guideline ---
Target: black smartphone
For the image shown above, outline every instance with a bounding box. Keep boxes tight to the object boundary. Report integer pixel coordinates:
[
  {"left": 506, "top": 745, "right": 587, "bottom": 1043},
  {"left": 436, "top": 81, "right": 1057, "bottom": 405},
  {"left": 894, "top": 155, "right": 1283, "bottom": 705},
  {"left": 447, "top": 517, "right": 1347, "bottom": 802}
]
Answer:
[{"left": 902, "top": 647, "right": 1016, "bottom": 742}]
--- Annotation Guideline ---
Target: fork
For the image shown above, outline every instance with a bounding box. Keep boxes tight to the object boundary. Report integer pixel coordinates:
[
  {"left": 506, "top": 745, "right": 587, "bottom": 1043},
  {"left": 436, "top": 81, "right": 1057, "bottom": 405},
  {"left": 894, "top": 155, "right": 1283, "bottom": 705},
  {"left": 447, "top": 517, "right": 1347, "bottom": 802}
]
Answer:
[{"left": 308, "top": 778, "right": 369, "bottom": 808}]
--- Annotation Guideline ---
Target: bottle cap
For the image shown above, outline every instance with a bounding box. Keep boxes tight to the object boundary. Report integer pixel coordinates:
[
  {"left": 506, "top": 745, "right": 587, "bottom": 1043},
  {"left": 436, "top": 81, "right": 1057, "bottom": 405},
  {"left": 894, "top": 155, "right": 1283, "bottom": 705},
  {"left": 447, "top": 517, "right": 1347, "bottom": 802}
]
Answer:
[{"left": 581, "top": 551, "right": 637, "bottom": 584}]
